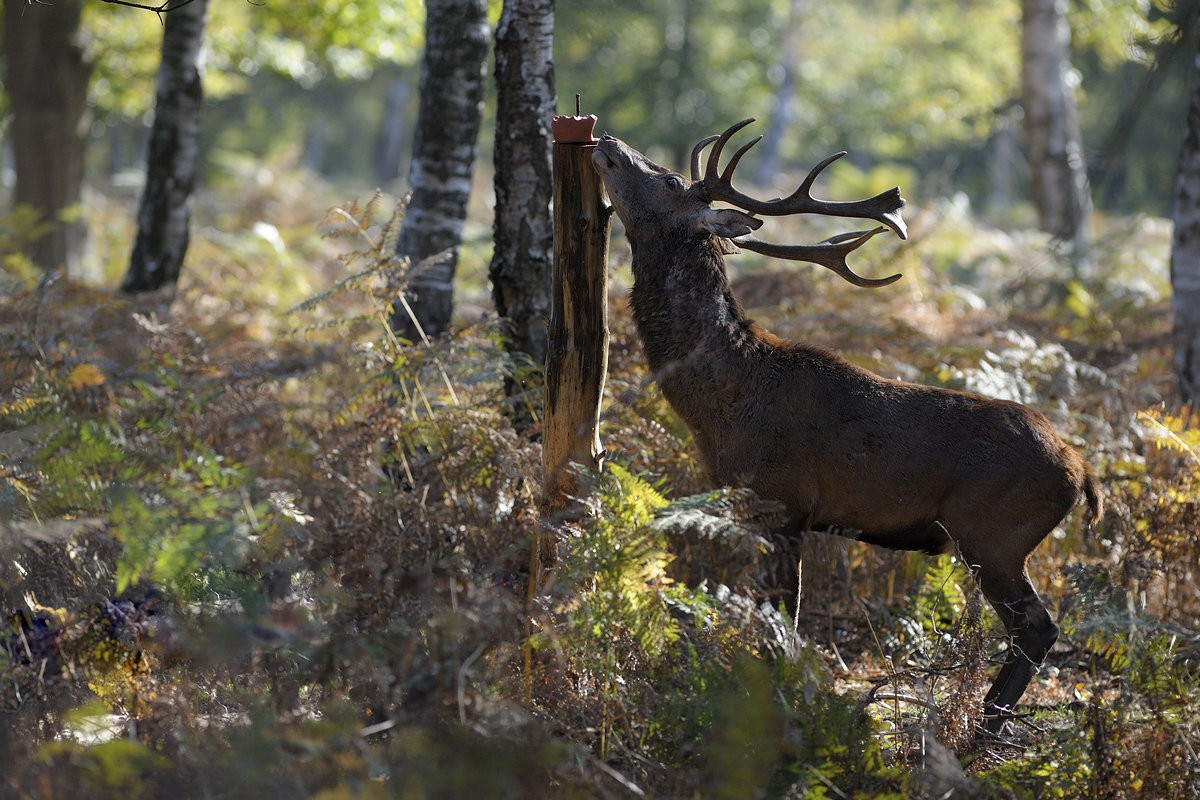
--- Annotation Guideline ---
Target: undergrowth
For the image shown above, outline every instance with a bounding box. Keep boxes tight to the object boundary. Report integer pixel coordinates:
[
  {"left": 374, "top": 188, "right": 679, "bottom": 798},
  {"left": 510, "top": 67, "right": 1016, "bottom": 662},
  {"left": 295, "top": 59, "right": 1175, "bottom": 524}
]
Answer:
[{"left": 1, "top": 189, "right": 1199, "bottom": 799}]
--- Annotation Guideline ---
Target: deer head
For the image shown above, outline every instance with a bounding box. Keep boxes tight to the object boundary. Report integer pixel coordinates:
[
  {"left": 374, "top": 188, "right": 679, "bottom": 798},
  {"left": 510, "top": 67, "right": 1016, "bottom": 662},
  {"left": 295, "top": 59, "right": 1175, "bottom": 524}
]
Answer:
[{"left": 591, "top": 118, "right": 907, "bottom": 287}]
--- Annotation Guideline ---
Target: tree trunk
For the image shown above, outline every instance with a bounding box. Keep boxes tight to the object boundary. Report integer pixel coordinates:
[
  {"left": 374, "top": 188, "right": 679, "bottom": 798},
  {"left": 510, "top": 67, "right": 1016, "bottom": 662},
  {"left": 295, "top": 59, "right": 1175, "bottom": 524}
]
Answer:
[
  {"left": 986, "top": 105, "right": 1022, "bottom": 215},
  {"left": 490, "top": 0, "right": 555, "bottom": 419},
  {"left": 1172, "top": 6, "right": 1200, "bottom": 405},
  {"left": 123, "top": 0, "right": 209, "bottom": 294},
  {"left": 1020, "top": 0, "right": 1093, "bottom": 254},
  {"left": 374, "top": 73, "right": 412, "bottom": 187},
  {"left": 755, "top": 0, "right": 804, "bottom": 187},
  {"left": 390, "top": 0, "right": 489, "bottom": 343},
  {"left": 2, "top": 0, "right": 91, "bottom": 274},
  {"left": 543, "top": 134, "right": 610, "bottom": 511}
]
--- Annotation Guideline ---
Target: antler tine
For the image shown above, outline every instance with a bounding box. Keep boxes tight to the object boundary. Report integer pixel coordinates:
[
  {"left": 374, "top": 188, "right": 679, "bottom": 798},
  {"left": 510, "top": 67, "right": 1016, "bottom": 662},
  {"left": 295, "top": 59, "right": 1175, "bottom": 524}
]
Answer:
[
  {"left": 703, "top": 118, "right": 756, "bottom": 182},
  {"left": 690, "top": 134, "right": 720, "bottom": 181},
  {"left": 721, "top": 135, "right": 763, "bottom": 183},
  {"left": 734, "top": 227, "right": 902, "bottom": 288},
  {"left": 796, "top": 150, "right": 847, "bottom": 195}
]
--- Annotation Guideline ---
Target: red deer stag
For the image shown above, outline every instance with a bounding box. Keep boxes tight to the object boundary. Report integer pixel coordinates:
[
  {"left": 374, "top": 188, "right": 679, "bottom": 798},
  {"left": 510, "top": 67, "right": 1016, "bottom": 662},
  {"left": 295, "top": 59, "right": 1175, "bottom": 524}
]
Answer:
[{"left": 590, "top": 119, "right": 1102, "bottom": 733}]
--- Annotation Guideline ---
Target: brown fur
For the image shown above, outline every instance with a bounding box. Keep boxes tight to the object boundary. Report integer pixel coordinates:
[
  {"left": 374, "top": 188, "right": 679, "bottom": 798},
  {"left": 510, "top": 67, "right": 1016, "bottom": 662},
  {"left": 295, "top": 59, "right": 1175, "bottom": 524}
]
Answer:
[{"left": 592, "top": 131, "right": 1102, "bottom": 733}]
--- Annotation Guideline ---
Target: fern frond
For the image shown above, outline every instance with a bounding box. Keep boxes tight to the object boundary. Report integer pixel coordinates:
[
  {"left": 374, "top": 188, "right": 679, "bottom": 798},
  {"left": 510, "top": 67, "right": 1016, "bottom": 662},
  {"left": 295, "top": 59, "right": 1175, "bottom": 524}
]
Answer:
[
  {"left": 0, "top": 395, "right": 49, "bottom": 417},
  {"left": 284, "top": 261, "right": 391, "bottom": 316},
  {"left": 1137, "top": 409, "right": 1200, "bottom": 466}
]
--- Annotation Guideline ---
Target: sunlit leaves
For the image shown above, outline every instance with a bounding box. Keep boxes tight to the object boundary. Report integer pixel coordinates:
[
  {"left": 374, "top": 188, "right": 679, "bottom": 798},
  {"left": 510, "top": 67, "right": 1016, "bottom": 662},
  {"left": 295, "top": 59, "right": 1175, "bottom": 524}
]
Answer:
[
  {"left": 558, "top": 0, "right": 1020, "bottom": 168},
  {"left": 796, "top": 0, "right": 1020, "bottom": 158},
  {"left": 84, "top": 0, "right": 425, "bottom": 120},
  {"left": 1071, "top": 0, "right": 1176, "bottom": 67},
  {"left": 36, "top": 739, "right": 168, "bottom": 800},
  {"left": 108, "top": 455, "right": 271, "bottom": 596},
  {"left": 84, "top": 4, "right": 164, "bottom": 118},
  {"left": 1138, "top": 407, "right": 1200, "bottom": 466},
  {"left": 215, "top": 0, "right": 423, "bottom": 84}
]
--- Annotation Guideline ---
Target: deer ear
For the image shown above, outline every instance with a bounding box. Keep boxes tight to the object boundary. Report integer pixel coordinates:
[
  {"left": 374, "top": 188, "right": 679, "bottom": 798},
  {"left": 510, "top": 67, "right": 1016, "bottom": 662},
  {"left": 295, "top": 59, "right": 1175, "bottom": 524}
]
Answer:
[{"left": 698, "top": 208, "right": 762, "bottom": 239}]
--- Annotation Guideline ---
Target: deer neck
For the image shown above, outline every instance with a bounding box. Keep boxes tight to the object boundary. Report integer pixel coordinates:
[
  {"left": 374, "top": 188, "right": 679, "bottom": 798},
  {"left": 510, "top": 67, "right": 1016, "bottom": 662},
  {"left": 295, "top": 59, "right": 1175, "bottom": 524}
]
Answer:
[{"left": 627, "top": 232, "right": 759, "bottom": 380}]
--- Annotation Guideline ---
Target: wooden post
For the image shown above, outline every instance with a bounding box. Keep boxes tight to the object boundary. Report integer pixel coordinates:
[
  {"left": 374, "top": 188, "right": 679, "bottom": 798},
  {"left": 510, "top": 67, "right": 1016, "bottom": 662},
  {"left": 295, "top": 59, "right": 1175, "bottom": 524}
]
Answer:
[
  {"left": 543, "top": 107, "right": 611, "bottom": 515},
  {"left": 527, "top": 104, "right": 610, "bottom": 704}
]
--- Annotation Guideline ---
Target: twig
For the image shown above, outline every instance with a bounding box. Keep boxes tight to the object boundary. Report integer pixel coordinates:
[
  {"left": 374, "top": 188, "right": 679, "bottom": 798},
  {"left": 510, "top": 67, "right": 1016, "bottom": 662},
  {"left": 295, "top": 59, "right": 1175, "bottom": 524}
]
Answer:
[
  {"left": 97, "top": 0, "right": 263, "bottom": 15},
  {"left": 594, "top": 760, "right": 645, "bottom": 797},
  {"left": 867, "top": 692, "right": 940, "bottom": 712},
  {"left": 360, "top": 719, "right": 396, "bottom": 737},
  {"left": 456, "top": 643, "right": 486, "bottom": 725},
  {"left": 807, "top": 766, "right": 849, "bottom": 800},
  {"left": 98, "top": 0, "right": 198, "bottom": 23}
]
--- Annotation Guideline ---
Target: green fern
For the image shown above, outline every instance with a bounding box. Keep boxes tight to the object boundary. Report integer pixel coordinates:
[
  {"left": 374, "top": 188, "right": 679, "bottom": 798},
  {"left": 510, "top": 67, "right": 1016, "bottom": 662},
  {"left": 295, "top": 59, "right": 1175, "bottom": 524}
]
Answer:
[
  {"left": 568, "top": 463, "right": 681, "bottom": 654},
  {"left": 912, "top": 553, "right": 970, "bottom": 637}
]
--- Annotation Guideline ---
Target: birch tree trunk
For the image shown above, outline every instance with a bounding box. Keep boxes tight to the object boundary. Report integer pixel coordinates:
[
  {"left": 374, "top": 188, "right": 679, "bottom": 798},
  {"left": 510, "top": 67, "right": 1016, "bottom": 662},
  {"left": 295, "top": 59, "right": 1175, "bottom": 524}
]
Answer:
[
  {"left": 375, "top": 74, "right": 412, "bottom": 187},
  {"left": 123, "top": 0, "right": 210, "bottom": 293},
  {"left": 490, "top": 0, "right": 555, "bottom": 418},
  {"left": 1020, "top": 0, "right": 1093, "bottom": 254},
  {"left": 1172, "top": 10, "right": 1200, "bottom": 405},
  {"left": 390, "top": 0, "right": 489, "bottom": 343},
  {"left": 2, "top": 0, "right": 91, "bottom": 274}
]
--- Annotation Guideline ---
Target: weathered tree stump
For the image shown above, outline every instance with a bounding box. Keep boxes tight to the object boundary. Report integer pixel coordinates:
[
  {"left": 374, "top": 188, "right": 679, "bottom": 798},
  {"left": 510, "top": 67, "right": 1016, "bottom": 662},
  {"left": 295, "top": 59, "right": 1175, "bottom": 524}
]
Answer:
[{"left": 542, "top": 110, "right": 611, "bottom": 518}]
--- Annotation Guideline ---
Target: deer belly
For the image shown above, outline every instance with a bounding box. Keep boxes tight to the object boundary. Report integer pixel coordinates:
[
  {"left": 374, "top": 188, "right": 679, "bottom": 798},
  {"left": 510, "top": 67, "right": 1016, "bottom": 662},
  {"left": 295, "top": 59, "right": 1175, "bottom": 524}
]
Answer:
[
  {"left": 849, "top": 522, "right": 955, "bottom": 555},
  {"left": 761, "top": 465, "right": 954, "bottom": 555}
]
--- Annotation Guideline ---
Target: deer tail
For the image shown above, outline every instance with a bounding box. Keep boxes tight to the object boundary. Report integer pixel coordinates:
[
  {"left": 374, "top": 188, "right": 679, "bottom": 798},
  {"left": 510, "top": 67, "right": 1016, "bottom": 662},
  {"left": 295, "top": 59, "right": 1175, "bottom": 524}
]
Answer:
[{"left": 1082, "top": 466, "right": 1103, "bottom": 530}]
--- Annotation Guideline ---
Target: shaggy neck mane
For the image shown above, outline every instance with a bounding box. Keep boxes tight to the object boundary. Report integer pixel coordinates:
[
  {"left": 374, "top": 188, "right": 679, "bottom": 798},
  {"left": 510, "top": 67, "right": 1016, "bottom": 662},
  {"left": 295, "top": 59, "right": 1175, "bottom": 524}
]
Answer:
[{"left": 628, "top": 232, "right": 769, "bottom": 375}]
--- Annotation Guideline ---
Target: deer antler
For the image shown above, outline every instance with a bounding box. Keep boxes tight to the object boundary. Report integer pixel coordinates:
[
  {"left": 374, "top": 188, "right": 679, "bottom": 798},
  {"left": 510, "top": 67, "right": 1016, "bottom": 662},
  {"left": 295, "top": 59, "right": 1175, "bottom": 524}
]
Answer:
[
  {"left": 695, "top": 119, "right": 908, "bottom": 239},
  {"left": 735, "top": 228, "right": 900, "bottom": 288},
  {"left": 691, "top": 119, "right": 907, "bottom": 286}
]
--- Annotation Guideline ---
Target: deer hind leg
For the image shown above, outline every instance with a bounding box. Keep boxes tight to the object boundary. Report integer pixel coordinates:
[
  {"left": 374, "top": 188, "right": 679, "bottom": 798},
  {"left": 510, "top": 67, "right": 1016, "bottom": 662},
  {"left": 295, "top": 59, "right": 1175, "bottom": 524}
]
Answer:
[{"left": 974, "top": 567, "right": 1058, "bottom": 734}]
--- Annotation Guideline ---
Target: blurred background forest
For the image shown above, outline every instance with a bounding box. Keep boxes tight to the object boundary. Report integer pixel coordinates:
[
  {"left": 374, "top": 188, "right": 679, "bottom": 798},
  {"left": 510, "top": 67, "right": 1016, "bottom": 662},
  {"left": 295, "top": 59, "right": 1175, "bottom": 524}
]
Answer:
[
  {"left": 3, "top": 0, "right": 1200, "bottom": 798},
  {"left": 0, "top": 0, "right": 1189, "bottom": 283}
]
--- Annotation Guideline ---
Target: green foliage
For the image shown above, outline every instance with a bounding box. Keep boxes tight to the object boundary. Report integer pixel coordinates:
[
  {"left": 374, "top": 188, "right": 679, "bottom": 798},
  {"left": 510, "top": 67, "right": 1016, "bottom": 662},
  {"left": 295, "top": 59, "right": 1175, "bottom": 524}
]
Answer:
[
  {"left": 774, "top": 687, "right": 896, "bottom": 799},
  {"left": 566, "top": 464, "right": 684, "bottom": 656},
  {"left": 1138, "top": 407, "right": 1200, "bottom": 466},
  {"left": 218, "top": 0, "right": 425, "bottom": 83},
  {"left": 558, "top": 0, "right": 1019, "bottom": 167},
  {"left": 700, "top": 656, "right": 784, "bottom": 800},
  {"left": 84, "top": 0, "right": 425, "bottom": 122},
  {"left": 1112, "top": 409, "right": 1200, "bottom": 578},
  {"left": 805, "top": 0, "right": 1019, "bottom": 159},
  {"left": 555, "top": 464, "right": 713, "bottom": 757},
  {"left": 107, "top": 456, "right": 266, "bottom": 597},
  {"left": 912, "top": 555, "right": 971, "bottom": 638},
  {"left": 36, "top": 739, "right": 168, "bottom": 800},
  {"left": 0, "top": 205, "right": 60, "bottom": 287},
  {"left": 556, "top": 0, "right": 1182, "bottom": 214},
  {"left": 66, "top": 0, "right": 1186, "bottom": 226},
  {"left": 0, "top": 347, "right": 283, "bottom": 602}
]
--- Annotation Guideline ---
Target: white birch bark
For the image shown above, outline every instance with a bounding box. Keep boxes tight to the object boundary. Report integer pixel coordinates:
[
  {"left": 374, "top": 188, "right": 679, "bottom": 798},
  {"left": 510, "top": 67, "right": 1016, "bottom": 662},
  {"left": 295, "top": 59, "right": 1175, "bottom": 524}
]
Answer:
[
  {"left": 124, "top": 0, "right": 209, "bottom": 293},
  {"left": 1021, "top": 0, "right": 1093, "bottom": 255},
  {"left": 490, "top": 0, "right": 555, "bottom": 408},
  {"left": 391, "top": 0, "right": 489, "bottom": 343}
]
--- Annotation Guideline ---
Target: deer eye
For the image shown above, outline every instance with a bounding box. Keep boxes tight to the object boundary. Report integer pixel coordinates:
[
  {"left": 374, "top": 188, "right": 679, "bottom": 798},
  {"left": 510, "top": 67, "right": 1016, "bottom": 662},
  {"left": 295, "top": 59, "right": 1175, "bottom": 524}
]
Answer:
[{"left": 663, "top": 174, "right": 685, "bottom": 191}]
